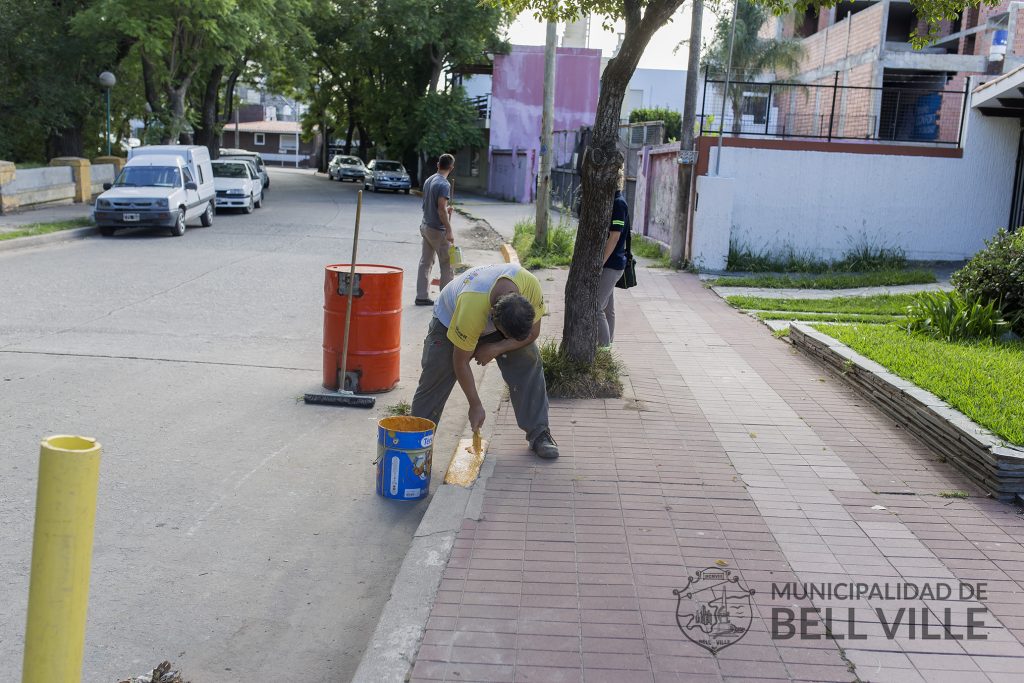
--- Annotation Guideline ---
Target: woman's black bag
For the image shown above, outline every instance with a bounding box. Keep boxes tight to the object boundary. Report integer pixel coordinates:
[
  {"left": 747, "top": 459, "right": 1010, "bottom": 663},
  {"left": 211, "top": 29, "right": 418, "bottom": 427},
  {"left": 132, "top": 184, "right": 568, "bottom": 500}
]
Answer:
[{"left": 615, "top": 225, "right": 637, "bottom": 289}]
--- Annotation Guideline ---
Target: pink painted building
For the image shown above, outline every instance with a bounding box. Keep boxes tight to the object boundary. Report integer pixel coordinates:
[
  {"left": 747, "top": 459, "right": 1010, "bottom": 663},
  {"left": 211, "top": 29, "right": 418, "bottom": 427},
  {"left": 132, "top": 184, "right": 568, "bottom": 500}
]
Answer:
[{"left": 477, "top": 45, "right": 601, "bottom": 203}]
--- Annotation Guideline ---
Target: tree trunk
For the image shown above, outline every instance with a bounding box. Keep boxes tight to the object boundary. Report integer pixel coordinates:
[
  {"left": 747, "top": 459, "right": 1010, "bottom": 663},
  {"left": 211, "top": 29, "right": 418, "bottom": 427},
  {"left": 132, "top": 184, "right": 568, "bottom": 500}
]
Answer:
[
  {"left": 141, "top": 51, "right": 162, "bottom": 116},
  {"left": 193, "top": 65, "right": 224, "bottom": 157},
  {"left": 344, "top": 118, "right": 355, "bottom": 155},
  {"left": 561, "top": 0, "right": 684, "bottom": 364},
  {"left": 48, "top": 126, "right": 84, "bottom": 159},
  {"left": 357, "top": 123, "right": 370, "bottom": 161},
  {"left": 671, "top": 0, "right": 703, "bottom": 267},
  {"left": 731, "top": 98, "right": 743, "bottom": 134},
  {"left": 167, "top": 85, "right": 188, "bottom": 144}
]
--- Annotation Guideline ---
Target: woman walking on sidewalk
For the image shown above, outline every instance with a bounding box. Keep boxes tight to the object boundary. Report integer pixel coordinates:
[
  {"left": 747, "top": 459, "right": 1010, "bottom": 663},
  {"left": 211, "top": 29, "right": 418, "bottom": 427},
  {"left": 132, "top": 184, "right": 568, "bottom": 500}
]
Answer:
[{"left": 597, "top": 170, "right": 630, "bottom": 347}]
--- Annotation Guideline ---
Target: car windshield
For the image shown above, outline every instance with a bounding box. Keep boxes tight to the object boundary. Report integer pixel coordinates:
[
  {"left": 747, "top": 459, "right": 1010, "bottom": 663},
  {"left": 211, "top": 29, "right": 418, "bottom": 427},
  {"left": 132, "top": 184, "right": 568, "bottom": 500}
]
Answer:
[
  {"left": 213, "top": 163, "right": 249, "bottom": 178},
  {"left": 376, "top": 162, "right": 403, "bottom": 172},
  {"left": 340, "top": 157, "right": 362, "bottom": 166},
  {"left": 114, "top": 166, "right": 181, "bottom": 188},
  {"left": 223, "top": 155, "right": 261, "bottom": 169}
]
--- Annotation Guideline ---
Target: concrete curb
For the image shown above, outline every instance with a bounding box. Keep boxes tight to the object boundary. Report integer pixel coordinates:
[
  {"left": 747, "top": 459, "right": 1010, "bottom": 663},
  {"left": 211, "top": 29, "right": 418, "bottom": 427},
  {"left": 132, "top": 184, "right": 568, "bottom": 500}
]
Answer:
[
  {"left": 351, "top": 364, "right": 505, "bottom": 683},
  {"left": 500, "top": 243, "right": 519, "bottom": 264},
  {"left": 790, "top": 323, "right": 1024, "bottom": 500},
  {"left": 0, "top": 225, "right": 97, "bottom": 253}
]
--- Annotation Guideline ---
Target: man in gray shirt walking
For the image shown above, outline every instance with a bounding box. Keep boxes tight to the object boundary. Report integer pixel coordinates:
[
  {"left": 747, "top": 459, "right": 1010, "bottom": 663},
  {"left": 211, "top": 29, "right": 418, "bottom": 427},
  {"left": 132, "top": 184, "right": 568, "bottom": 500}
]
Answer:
[{"left": 416, "top": 153, "right": 456, "bottom": 306}]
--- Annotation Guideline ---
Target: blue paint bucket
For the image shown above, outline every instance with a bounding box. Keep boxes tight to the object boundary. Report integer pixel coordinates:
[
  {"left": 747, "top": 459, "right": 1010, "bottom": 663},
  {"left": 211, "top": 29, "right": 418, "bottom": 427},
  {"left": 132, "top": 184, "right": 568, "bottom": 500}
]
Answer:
[{"left": 375, "top": 416, "right": 436, "bottom": 500}]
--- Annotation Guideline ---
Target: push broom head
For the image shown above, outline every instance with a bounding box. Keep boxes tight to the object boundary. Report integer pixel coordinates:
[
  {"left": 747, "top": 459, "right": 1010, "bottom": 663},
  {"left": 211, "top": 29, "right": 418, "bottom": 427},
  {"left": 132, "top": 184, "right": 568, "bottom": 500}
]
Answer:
[{"left": 303, "top": 391, "right": 376, "bottom": 408}]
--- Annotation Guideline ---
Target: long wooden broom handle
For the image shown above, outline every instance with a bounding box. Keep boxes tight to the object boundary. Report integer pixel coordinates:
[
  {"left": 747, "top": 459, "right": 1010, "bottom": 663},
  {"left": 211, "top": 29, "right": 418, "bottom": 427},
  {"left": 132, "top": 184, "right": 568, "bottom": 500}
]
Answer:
[{"left": 339, "top": 190, "right": 362, "bottom": 388}]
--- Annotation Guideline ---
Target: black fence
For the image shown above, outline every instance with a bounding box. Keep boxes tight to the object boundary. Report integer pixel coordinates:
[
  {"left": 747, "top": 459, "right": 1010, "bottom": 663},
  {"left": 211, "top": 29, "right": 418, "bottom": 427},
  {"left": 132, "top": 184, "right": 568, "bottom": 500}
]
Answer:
[
  {"left": 699, "top": 75, "right": 969, "bottom": 146},
  {"left": 468, "top": 94, "right": 490, "bottom": 120}
]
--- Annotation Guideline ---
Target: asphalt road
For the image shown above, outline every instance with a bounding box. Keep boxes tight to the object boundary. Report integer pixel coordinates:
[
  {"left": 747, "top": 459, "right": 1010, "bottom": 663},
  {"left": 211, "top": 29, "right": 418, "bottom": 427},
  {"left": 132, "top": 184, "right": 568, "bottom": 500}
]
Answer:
[{"left": 0, "top": 168, "right": 501, "bottom": 681}]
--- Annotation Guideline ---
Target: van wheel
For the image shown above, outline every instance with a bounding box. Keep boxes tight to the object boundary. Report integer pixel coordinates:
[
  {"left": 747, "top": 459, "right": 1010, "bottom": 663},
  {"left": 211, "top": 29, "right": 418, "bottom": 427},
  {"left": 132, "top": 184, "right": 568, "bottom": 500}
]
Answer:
[
  {"left": 169, "top": 208, "right": 186, "bottom": 237},
  {"left": 200, "top": 201, "right": 214, "bottom": 227},
  {"left": 100, "top": 226, "right": 115, "bottom": 237},
  {"left": 244, "top": 196, "right": 254, "bottom": 214},
  {"left": 255, "top": 195, "right": 262, "bottom": 209}
]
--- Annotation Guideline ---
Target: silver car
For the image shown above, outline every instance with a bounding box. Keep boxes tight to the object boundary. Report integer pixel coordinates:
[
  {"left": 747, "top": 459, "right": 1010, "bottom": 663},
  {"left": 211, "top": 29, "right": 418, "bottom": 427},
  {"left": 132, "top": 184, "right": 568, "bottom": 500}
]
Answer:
[
  {"left": 363, "top": 160, "right": 411, "bottom": 194},
  {"left": 329, "top": 155, "right": 367, "bottom": 182},
  {"left": 220, "top": 148, "right": 270, "bottom": 189}
]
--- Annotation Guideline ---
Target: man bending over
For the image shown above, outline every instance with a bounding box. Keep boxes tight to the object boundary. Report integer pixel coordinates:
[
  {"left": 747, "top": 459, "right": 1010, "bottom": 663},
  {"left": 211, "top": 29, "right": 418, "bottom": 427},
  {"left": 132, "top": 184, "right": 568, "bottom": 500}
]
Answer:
[{"left": 411, "top": 263, "right": 558, "bottom": 459}]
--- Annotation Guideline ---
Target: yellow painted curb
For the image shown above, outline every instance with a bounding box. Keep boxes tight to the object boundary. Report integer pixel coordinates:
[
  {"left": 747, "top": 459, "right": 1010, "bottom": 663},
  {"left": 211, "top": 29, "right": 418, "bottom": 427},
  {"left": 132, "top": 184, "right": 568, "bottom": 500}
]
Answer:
[
  {"left": 501, "top": 244, "right": 519, "bottom": 264},
  {"left": 444, "top": 438, "right": 488, "bottom": 487}
]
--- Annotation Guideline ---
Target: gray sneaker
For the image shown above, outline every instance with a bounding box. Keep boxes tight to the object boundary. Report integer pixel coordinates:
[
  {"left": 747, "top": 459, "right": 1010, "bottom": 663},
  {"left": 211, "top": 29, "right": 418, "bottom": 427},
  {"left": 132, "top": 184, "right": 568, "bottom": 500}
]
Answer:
[{"left": 531, "top": 431, "right": 559, "bottom": 459}]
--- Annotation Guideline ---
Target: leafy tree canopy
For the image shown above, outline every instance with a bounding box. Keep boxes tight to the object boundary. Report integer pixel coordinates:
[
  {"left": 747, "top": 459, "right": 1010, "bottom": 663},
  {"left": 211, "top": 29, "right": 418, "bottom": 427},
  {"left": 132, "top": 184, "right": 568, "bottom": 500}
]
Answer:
[{"left": 302, "top": 0, "right": 507, "bottom": 177}]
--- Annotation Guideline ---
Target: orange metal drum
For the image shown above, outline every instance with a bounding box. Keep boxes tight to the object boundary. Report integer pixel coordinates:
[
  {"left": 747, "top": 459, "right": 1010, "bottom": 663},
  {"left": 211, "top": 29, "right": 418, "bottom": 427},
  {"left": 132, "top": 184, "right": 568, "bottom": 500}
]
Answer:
[{"left": 323, "top": 264, "right": 403, "bottom": 393}]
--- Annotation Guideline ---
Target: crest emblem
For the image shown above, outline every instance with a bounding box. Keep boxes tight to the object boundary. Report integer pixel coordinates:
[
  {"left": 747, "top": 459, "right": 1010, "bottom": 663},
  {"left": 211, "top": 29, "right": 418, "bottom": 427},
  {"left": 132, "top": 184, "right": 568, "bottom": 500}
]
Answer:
[{"left": 674, "top": 567, "right": 756, "bottom": 654}]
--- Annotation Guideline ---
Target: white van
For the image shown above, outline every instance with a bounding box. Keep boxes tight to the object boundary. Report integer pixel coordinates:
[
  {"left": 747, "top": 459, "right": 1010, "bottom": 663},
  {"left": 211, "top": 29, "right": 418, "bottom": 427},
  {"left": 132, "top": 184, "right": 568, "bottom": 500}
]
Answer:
[{"left": 94, "top": 145, "right": 216, "bottom": 237}]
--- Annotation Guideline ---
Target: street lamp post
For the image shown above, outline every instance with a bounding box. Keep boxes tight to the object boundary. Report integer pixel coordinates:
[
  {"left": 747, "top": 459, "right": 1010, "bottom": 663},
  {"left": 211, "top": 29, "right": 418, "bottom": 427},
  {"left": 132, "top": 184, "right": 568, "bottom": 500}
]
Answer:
[{"left": 98, "top": 71, "right": 116, "bottom": 156}]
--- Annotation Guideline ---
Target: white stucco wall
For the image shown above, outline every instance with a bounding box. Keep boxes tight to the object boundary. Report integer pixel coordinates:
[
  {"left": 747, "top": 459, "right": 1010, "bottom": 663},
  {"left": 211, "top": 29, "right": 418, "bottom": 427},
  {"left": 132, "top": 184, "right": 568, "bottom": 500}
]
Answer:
[
  {"left": 692, "top": 176, "right": 734, "bottom": 271},
  {"left": 460, "top": 74, "right": 492, "bottom": 101},
  {"left": 623, "top": 68, "right": 687, "bottom": 114},
  {"left": 712, "top": 109, "right": 1019, "bottom": 261}
]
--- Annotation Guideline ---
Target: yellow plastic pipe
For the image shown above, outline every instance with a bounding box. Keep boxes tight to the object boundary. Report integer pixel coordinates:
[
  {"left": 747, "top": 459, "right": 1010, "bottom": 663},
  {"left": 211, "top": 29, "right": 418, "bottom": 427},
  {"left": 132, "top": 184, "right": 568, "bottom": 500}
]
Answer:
[{"left": 22, "top": 435, "right": 102, "bottom": 683}]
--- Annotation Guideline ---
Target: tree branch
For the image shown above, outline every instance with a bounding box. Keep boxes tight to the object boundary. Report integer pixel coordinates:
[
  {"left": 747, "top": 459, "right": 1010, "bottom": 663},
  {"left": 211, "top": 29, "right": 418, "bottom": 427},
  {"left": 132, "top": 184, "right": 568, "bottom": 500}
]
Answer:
[{"left": 623, "top": 0, "right": 642, "bottom": 32}]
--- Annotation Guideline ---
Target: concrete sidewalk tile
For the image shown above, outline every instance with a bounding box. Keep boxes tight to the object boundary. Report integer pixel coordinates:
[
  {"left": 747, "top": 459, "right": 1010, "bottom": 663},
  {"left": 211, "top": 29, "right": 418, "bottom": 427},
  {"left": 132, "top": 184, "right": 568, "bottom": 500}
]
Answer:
[
  {"left": 913, "top": 671, "right": 992, "bottom": 683},
  {"left": 580, "top": 669, "right": 655, "bottom": 683},
  {"left": 514, "top": 665, "right": 584, "bottom": 682},
  {"left": 516, "top": 648, "right": 583, "bottom": 668},
  {"left": 407, "top": 269, "right": 1024, "bottom": 682},
  {"left": 439, "top": 662, "right": 515, "bottom": 682}
]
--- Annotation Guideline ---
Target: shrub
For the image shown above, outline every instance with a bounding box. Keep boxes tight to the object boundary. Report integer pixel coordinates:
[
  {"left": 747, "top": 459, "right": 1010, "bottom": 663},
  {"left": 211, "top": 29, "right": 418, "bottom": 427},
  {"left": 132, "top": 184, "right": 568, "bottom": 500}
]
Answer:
[
  {"left": 906, "top": 291, "right": 1010, "bottom": 342},
  {"left": 539, "top": 338, "right": 623, "bottom": 398},
  {"left": 952, "top": 228, "right": 1024, "bottom": 334},
  {"left": 727, "top": 240, "right": 908, "bottom": 273},
  {"left": 628, "top": 107, "right": 681, "bottom": 142}
]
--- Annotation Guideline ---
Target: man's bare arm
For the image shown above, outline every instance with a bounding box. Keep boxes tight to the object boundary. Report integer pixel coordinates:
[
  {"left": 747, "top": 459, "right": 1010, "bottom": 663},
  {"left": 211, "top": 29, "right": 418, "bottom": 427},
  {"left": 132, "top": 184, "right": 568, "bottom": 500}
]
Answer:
[
  {"left": 453, "top": 346, "right": 485, "bottom": 429},
  {"left": 475, "top": 319, "right": 542, "bottom": 366},
  {"left": 437, "top": 196, "right": 454, "bottom": 242}
]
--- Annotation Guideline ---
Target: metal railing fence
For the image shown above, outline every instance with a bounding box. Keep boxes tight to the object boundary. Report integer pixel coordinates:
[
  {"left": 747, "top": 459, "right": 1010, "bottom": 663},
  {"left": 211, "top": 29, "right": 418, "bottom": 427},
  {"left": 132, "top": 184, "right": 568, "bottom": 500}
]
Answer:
[{"left": 699, "top": 74, "right": 969, "bottom": 146}]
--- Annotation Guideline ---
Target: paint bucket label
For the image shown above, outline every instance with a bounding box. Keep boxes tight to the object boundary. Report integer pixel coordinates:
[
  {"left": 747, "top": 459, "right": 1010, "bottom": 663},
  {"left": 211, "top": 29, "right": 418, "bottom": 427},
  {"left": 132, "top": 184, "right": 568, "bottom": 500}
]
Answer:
[
  {"left": 389, "top": 456, "right": 400, "bottom": 496},
  {"left": 376, "top": 416, "right": 436, "bottom": 501}
]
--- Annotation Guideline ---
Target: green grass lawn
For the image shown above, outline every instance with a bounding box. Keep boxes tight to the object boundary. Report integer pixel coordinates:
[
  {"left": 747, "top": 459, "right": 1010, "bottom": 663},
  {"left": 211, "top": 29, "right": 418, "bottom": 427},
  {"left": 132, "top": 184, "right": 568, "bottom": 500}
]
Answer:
[
  {"left": 756, "top": 311, "right": 902, "bottom": 324},
  {"left": 728, "top": 293, "right": 919, "bottom": 315},
  {"left": 632, "top": 236, "right": 672, "bottom": 268},
  {"left": 0, "top": 218, "right": 94, "bottom": 241},
  {"left": 512, "top": 219, "right": 574, "bottom": 269},
  {"left": 815, "top": 323, "right": 1024, "bottom": 446},
  {"left": 711, "top": 270, "right": 937, "bottom": 289}
]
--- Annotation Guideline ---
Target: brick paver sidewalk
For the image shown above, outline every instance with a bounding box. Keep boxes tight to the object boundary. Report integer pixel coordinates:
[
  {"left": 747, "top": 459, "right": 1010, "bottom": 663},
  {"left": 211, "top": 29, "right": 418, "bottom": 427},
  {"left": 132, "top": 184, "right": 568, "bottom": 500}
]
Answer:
[{"left": 410, "top": 269, "right": 1024, "bottom": 683}]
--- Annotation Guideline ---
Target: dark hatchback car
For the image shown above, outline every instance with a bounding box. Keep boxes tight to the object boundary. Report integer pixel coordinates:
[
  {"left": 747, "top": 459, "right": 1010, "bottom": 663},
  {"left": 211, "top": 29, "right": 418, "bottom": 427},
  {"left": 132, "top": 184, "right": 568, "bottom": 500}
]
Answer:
[
  {"left": 363, "top": 160, "right": 411, "bottom": 193},
  {"left": 328, "top": 155, "right": 367, "bottom": 182}
]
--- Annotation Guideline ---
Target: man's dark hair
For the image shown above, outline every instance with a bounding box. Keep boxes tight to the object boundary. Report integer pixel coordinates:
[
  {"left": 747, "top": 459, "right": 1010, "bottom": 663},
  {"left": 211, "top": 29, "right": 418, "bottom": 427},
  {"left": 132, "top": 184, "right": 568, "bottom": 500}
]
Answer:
[
  {"left": 493, "top": 293, "right": 534, "bottom": 341},
  {"left": 438, "top": 153, "right": 455, "bottom": 171}
]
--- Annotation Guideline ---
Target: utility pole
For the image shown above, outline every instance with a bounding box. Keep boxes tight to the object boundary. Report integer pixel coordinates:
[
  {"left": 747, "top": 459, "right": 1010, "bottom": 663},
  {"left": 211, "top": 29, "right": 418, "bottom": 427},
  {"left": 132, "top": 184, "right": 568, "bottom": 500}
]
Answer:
[
  {"left": 536, "top": 19, "right": 557, "bottom": 246},
  {"left": 715, "top": 0, "right": 741, "bottom": 175},
  {"left": 672, "top": 0, "right": 703, "bottom": 267}
]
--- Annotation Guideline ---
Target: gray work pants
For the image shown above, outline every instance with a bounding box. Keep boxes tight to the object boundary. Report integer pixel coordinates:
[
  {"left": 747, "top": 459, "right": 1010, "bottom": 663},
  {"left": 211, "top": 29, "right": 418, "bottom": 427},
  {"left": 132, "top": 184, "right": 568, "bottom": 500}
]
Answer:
[
  {"left": 417, "top": 224, "right": 453, "bottom": 299},
  {"left": 410, "top": 317, "right": 550, "bottom": 444},
  {"left": 598, "top": 267, "right": 623, "bottom": 346}
]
